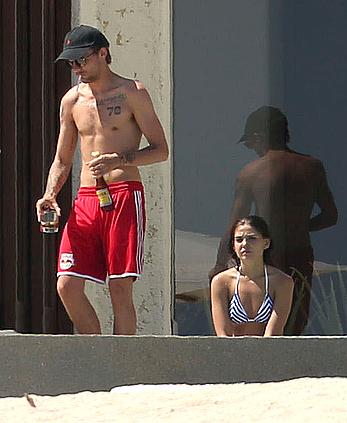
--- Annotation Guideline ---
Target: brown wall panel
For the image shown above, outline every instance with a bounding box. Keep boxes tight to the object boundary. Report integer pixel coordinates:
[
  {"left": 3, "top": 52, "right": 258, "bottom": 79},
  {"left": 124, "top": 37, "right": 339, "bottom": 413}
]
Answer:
[
  {"left": 0, "top": 0, "right": 17, "bottom": 329},
  {"left": 0, "top": 0, "right": 72, "bottom": 333},
  {"left": 16, "top": 0, "right": 31, "bottom": 332},
  {"left": 30, "top": 0, "right": 47, "bottom": 332}
]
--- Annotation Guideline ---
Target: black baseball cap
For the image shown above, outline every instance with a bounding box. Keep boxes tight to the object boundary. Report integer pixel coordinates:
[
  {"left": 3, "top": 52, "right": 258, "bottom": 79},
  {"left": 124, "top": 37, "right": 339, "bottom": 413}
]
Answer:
[
  {"left": 238, "top": 106, "right": 287, "bottom": 143},
  {"left": 55, "top": 25, "right": 110, "bottom": 62}
]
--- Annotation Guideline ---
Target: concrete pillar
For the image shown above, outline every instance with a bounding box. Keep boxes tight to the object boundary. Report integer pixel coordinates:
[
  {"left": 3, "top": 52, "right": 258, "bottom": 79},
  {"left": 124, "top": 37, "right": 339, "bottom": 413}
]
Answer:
[{"left": 71, "top": 0, "right": 173, "bottom": 334}]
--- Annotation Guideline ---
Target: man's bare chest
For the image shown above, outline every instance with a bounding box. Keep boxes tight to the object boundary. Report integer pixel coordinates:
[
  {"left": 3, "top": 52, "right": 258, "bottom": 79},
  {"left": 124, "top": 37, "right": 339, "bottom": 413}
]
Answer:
[{"left": 73, "top": 93, "right": 133, "bottom": 133}]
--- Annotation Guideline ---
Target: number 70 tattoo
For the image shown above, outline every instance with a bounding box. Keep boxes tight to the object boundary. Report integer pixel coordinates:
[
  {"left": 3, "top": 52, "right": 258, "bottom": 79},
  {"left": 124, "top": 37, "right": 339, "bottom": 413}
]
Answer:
[{"left": 107, "top": 106, "right": 121, "bottom": 116}]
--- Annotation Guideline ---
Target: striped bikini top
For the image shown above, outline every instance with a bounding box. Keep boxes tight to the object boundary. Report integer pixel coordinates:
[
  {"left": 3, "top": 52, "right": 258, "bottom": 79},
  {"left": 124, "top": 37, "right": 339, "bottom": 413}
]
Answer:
[{"left": 228, "top": 265, "right": 274, "bottom": 324}]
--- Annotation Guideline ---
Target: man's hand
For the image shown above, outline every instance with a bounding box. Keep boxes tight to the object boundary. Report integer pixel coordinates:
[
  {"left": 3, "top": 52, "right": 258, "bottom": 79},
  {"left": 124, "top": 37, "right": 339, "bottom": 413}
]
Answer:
[
  {"left": 36, "top": 197, "right": 61, "bottom": 222},
  {"left": 86, "top": 153, "right": 122, "bottom": 178}
]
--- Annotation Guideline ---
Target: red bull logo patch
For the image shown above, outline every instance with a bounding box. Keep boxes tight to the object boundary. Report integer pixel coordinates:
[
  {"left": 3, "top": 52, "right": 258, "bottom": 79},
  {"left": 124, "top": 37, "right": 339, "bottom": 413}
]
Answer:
[{"left": 60, "top": 253, "right": 75, "bottom": 270}]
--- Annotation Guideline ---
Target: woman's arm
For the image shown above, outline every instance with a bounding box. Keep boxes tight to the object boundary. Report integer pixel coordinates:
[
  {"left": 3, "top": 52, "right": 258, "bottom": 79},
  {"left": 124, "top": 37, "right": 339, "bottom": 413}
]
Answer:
[
  {"left": 264, "top": 274, "right": 294, "bottom": 336},
  {"left": 211, "top": 274, "right": 233, "bottom": 336}
]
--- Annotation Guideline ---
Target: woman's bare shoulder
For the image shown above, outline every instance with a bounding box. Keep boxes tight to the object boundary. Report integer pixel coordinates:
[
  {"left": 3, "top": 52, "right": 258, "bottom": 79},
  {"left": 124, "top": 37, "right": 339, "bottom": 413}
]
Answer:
[
  {"left": 267, "top": 265, "right": 294, "bottom": 286},
  {"left": 211, "top": 267, "right": 238, "bottom": 286}
]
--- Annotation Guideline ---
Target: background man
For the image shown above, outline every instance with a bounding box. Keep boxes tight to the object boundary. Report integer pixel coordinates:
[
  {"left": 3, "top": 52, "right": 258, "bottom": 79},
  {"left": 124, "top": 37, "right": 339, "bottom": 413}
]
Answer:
[
  {"left": 36, "top": 25, "right": 168, "bottom": 334},
  {"left": 210, "top": 106, "right": 337, "bottom": 335}
]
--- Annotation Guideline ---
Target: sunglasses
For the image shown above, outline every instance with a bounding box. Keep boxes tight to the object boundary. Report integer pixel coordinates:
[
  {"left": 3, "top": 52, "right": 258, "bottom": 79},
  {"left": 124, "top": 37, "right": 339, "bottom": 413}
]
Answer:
[{"left": 67, "top": 51, "right": 97, "bottom": 68}]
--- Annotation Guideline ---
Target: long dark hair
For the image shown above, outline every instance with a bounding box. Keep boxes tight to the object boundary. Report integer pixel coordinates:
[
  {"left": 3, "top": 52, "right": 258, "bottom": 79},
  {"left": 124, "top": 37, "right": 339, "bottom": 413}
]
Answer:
[{"left": 229, "top": 215, "right": 272, "bottom": 266}]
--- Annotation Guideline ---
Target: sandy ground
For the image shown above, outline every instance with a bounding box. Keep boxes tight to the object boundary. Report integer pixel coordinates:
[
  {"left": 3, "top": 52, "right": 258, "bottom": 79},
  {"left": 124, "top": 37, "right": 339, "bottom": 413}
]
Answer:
[{"left": 0, "top": 378, "right": 346, "bottom": 422}]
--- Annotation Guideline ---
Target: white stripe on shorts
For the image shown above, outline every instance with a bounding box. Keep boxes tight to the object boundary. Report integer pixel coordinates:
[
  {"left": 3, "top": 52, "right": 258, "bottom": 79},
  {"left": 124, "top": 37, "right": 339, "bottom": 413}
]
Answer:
[{"left": 134, "top": 190, "right": 144, "bottom": 274}]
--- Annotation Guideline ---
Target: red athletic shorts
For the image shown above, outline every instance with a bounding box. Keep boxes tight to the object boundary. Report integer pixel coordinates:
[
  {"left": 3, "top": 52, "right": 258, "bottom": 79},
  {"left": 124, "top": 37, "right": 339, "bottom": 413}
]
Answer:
[{"left": 57, "top": 181, "right": 146, "bottom": 284}]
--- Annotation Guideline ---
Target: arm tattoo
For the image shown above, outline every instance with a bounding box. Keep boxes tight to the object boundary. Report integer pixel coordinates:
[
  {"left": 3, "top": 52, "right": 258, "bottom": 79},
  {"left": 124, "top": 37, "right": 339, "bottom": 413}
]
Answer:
[
  {"left": 44, "top": 161, "right": 70, "bottom": 199},
  {"left": 121, "top": 151, "right": 136, "bottom": 164}
]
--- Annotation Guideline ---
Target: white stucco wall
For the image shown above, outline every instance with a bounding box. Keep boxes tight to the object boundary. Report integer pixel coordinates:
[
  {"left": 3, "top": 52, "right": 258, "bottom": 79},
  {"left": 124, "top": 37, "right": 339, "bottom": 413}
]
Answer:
[{"left": 71, "top": 0, "right": 173, "bottom": 334}]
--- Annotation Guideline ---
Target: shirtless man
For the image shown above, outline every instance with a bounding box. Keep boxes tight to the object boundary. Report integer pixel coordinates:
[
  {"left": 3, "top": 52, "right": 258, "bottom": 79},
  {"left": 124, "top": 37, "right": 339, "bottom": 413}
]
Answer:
[
  {"left": 36, "top": 25, "right": 168, "bottom": 335},
  {"left": 210, "top": 106, "right": 337, "bottom": 335}
]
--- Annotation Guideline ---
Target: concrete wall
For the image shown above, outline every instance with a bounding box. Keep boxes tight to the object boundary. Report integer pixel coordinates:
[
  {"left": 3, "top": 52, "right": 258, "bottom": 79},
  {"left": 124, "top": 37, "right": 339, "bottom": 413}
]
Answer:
[
  {"left": 1, "top": 334, "right": 346, "bottom": 397},
  {"left": 71, "top": 0, "right": 173, "bottom": 334}
]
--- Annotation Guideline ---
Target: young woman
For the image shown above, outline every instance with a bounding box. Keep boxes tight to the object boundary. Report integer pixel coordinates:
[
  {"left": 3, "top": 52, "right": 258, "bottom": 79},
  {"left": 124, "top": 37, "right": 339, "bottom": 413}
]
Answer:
[{"left": 211, "top": 215, "right": 294, "bottom": 336}]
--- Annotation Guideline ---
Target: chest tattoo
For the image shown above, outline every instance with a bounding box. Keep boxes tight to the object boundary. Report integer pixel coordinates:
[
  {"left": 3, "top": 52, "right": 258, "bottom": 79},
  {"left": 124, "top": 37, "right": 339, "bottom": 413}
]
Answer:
[
  {"left": 96, "top": 93, "right": 127, "bottom": 106},
  {"left": 75, "top": 93, "right": 127, "bottom": 121},
  {"left": 96, "top": 93, "right": 127, "bottom": 117}
]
